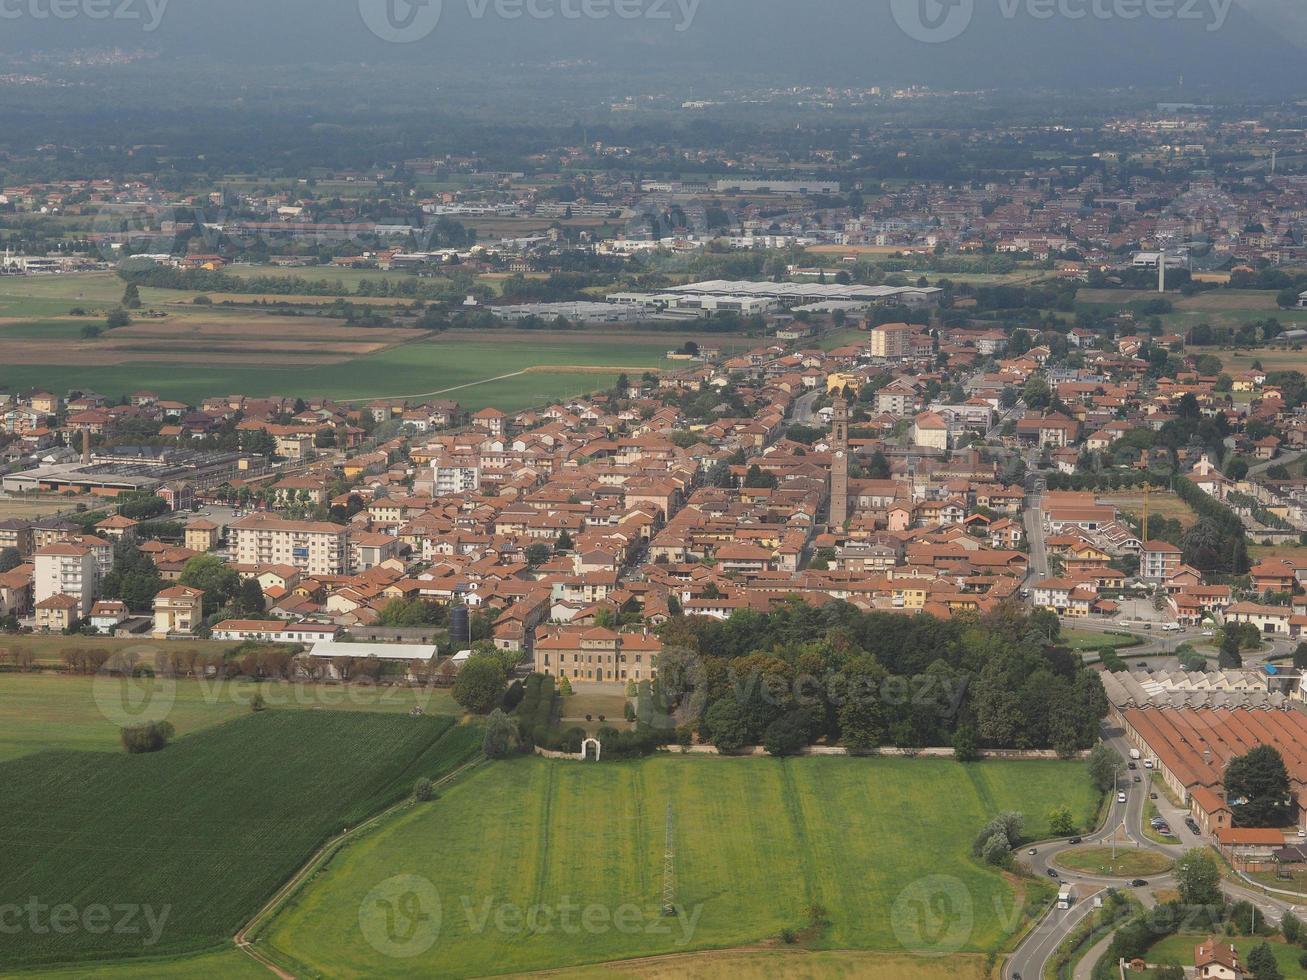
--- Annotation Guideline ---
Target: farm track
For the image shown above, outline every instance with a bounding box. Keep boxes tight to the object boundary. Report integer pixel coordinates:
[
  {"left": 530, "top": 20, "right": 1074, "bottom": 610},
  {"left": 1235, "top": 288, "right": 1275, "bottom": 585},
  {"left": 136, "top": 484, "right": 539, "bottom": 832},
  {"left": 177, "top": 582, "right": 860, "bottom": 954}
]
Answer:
[{"left": 234, "top": 755, "right": 488, "bottom": 978}]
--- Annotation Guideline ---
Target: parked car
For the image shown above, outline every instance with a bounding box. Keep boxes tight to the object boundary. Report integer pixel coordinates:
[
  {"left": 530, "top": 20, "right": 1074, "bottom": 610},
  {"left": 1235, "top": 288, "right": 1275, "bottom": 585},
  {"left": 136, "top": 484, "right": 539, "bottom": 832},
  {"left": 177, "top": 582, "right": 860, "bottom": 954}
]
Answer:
[
  {"left": 1150, "top": 793, "right": 1158, "bottom": 800},
  {"left": 1128, "top": 762, "right": 1137, "bottom": 770}
]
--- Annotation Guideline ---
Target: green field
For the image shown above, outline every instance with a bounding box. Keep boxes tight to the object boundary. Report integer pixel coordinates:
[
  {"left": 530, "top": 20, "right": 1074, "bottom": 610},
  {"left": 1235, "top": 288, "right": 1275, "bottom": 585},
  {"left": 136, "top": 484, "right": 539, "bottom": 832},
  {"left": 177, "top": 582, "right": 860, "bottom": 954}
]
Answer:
[
  {"left": 0, "top": 672, "right": 459, "bottom": 763},
  {"left": 262, "top": 755, "right": 1097, "bottom": 978},
  {"left": 0, "top": 337, "right": 670, "bottom": 408},
  {"left": 0, "top": 711, "right": 483, "bottom": 969},
  {"left": 0, "top": 948, "right": 269, "bottom": 980}
]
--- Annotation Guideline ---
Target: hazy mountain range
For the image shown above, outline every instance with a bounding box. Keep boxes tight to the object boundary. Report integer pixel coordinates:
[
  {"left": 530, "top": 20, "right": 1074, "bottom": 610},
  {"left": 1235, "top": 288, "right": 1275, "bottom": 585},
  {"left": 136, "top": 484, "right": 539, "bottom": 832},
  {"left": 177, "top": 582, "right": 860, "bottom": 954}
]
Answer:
[{"left": 0, "top": 0, "right": 1303, "bottom": 94}]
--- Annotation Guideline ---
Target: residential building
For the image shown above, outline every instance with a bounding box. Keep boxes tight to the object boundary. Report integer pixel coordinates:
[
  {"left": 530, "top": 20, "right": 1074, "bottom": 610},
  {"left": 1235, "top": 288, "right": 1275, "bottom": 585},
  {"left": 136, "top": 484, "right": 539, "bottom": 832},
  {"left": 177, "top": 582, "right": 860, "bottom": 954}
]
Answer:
[{"left": 229, "top": 514, "right": 351, "bottom": 575}]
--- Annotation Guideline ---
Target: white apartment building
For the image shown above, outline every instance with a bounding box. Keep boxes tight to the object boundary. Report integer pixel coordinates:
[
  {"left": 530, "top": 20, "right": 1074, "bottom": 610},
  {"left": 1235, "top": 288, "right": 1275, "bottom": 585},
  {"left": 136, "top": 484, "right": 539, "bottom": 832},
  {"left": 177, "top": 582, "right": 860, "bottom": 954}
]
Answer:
[
  {"left": 432, "top": 458, "right": 481, "bottom": 495},
  {"left": 33, "top": 541, "right": 99, "bottom": 617},
  {"left": 228, "top": 514, "right": 351, "bottom": 576}
]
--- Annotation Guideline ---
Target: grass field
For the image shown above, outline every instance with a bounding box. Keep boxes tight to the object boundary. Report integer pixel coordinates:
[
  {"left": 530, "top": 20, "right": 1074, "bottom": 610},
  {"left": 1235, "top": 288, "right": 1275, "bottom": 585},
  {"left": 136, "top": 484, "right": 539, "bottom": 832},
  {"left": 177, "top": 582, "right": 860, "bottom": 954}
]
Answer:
[
  {"left": 0, "top": 947, "right": 268, "bottom": 980},
  {"left": 0, "top": 711, "right": 483, "bottom": 969},
  {"left": 1144, "top": 934, "right": 1306, "bottom": 977},
  {"left": 262, "top": 755, "right": 1096, "bottom": 978},
  {"left": 0, "top": 671, "right": 459, "bottom": 762},
  {"left": 1098, "top": 491, "right": 1198, "bottom": 530},
  {"left": 0, "top": 331, "right": 674, "bottom": 408},
  {"left": 1054, "top": 847, "right": 1173, "bottom": 878}
]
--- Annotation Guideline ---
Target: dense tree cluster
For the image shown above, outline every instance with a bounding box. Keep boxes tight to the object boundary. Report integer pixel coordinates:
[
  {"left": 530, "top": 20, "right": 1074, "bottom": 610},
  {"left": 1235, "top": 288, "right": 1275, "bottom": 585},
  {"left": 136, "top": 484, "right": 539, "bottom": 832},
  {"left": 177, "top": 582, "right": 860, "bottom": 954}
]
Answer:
[{"left": 653, "top": 601, "right": 1107, "bottom": 755}]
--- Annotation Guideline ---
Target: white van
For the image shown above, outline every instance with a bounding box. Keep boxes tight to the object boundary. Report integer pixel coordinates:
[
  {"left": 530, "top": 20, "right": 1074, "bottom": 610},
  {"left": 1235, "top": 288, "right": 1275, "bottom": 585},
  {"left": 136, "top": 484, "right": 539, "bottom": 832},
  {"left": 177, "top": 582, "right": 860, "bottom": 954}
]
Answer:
[{"left": 1162, "top": 623, "right": 1181, "bottom": 633}]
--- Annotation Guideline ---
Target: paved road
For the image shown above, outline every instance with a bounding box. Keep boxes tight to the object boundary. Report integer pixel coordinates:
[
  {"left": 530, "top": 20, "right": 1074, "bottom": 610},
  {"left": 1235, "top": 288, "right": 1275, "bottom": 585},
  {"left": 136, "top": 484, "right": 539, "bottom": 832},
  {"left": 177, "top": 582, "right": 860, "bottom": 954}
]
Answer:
[
  {"left": 792, "top": 390, "right": 821, "bottom": 425},
  {"left": 1005, "top": 728, "right": 1304, "bottom": 980}
]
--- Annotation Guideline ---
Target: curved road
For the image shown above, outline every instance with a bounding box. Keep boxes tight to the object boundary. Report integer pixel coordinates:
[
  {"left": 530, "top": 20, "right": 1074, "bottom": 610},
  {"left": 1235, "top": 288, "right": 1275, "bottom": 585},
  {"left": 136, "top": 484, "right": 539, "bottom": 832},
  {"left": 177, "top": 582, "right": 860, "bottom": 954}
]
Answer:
[{"left": 1005, "top": 727, "right": 1303, "bottom": 979}]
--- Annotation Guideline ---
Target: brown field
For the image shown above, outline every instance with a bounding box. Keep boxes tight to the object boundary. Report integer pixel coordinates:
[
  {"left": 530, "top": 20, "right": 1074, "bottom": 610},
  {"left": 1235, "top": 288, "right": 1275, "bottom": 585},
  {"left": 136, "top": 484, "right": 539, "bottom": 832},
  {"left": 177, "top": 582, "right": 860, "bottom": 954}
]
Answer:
[
  {"left": 806, "top": 244, "right": 905, "bottom": 257},
  {"left": 1221, "top": 349, "right": 1307, "bottom": 373},
  {"left": 1251, "top": 544, "right": 1307, "bottom": 563},
  {"left": 0, "top": 493, "right": 101, "bottom": 520},
  {"left": 538, "top": 949, "right": 990, "bottom": 980},
  {"left": 1099, "top": 491, "right": 1198, "bottom": 528},
  {"left": 0, "top": 316, "right": 428, "bottom": 366}
]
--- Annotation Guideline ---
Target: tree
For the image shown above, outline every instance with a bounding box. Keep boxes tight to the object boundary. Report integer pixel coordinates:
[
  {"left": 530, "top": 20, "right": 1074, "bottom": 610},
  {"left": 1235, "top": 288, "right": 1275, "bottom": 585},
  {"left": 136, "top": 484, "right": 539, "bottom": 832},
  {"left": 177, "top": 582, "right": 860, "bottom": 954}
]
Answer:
[
  {"left": 526, "top": 543, "right": 551, "bottom": 567},
  {"left": 952, "top": 725, "right": 980, "bottom": 762},
  {"left": 1047, "top": 804, "right": 1076, "bottom": 837},
  {"left": 763, "top": 712, "right": 807, "bottom": 757},
  {"left": 178, "top": 554, "right": 240, "bottom": 609},
  {"left": 482, "top": 708, "right": 520, "bottom": 759},
  {"left": 120, "top": 720, "right": 174, "bottom": 754},
  {"left": 1225, "top": 745, "right": 1292, "bottom": 828},
  {"left": 451, "top": 657, "right": 506, "bottom": 714},
  {"left": 1175, "top": 848, "right": 1223, "bottom": 907},
  {"left": 0, "top": 547, "right": 20, "bottom": 573},
  {"left": 1247, "top": 942, "right": 1283, "bottom": 980},
  {"left": 555, "top": 530, "right": 574, "bottom": 552},
  {"left": 1088, "top": 742, "right": 1122, "bottom": 794},
  {"left": 703, "top": 696, "right": 750, "bottom": 753},
  {"left": 1282, "top": 910, "right": 1302, "bottom": 945},
  {"left": 122, "top": 282, "right": 142, "bottom": 309},
  {"left": 1293, "top": 644, "right": 1307, "bottom": 671},
  {"left": 743, "top": 464, "right": 778, "bottom": 489},
  {"left": 106, "top": 308, "right": 131, "bottom": 329},
  {"left": 235, "top": 577, "right": 265, "bottom": 616},
  {"left": 1219, "top": 631, "right": 1244, "bottom": 669},
  {"left": 98, "top": 542, "right": 163, "bottom": 611},
  {"left": 414, "top": 777, "right": 433, "bottom": 802}
]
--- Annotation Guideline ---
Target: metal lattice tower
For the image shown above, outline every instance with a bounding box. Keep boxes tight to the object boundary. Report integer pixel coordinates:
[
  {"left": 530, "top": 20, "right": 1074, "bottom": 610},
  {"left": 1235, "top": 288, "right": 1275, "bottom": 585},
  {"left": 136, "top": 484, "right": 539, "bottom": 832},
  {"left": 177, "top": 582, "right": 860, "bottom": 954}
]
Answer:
[{"left": 662, "top": 803, "right": 676, "bottom": 917}]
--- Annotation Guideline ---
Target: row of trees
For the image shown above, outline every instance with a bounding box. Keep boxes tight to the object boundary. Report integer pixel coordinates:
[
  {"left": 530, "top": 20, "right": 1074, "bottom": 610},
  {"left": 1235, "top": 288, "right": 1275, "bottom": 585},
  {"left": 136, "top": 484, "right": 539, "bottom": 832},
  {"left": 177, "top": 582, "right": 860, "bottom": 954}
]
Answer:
[{"left": 1173, "top": 477, "right": 1251, "bottom": 575}]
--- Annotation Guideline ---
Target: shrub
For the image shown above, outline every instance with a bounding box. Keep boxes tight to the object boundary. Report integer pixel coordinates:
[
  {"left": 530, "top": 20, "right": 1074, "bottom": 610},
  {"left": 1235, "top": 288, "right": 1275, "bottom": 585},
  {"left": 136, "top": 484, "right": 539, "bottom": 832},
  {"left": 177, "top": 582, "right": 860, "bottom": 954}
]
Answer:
[
  {"left": 120, "top": 720, "right": 175, "bottom": 754},
  {"left": 414, "top": 777, "right": 433, "bottom": 802}
]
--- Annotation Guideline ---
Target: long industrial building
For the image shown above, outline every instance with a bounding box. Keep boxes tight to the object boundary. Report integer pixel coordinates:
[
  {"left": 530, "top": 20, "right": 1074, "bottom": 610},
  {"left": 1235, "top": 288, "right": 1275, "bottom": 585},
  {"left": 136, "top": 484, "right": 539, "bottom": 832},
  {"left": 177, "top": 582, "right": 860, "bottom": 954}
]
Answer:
[{"left": 1117, "top": 706, "right": 1307, "bottom": 835}]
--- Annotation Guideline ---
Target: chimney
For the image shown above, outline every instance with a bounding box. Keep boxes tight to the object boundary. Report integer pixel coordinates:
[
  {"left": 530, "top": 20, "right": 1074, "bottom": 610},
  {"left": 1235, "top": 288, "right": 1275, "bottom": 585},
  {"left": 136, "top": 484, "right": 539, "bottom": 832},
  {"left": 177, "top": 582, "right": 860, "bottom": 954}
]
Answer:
[{"left": 81, "top": 429, "right": 91, "bottom": 466}]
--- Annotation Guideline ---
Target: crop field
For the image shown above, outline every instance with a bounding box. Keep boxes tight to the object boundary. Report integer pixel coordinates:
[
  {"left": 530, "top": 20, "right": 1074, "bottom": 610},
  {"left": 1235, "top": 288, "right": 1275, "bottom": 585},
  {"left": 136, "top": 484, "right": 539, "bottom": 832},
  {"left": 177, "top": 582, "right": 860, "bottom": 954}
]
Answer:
[
  {"left": 552, "top": 949, "right": 992, "bottom": 979},
  {"left": 0, "top": 671, "right": 460, "bottom": 762},
  {"left": 262, "top": 755, "right": 1096, "bottom": 978},
  {"left": 0, "top": 711, "right": 484, "bottom": 969}
]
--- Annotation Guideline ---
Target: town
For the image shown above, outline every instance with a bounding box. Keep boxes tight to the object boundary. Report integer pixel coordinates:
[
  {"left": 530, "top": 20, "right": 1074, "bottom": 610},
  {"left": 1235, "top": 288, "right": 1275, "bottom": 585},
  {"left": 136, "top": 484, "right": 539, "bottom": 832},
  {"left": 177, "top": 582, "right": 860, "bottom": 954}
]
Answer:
[{"left": 10, "top": 12, "right": 1307, "bottom": 979}]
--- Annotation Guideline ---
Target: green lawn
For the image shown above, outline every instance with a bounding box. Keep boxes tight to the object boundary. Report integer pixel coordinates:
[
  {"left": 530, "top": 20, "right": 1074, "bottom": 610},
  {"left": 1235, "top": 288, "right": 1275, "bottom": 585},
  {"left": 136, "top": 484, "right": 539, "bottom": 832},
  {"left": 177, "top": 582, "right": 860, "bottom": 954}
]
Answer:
[
  {"left": 1054, "top": 847, "right": 1173, "bottom": 877},
  {"left": 0, "top": 672, "right": 459, "bottom": 763},
  {"left": 262, "top": 755, "right": 1097, "bottom": 978},
  {"left": 1145, "top": 934, "right": 1306, "bottom": 978},
  {"left": 0, "top": 711, "right": 484, "bottom": 969},
  {"left": 1061, "top": 629, "right": 1141, "bottom": 652}
]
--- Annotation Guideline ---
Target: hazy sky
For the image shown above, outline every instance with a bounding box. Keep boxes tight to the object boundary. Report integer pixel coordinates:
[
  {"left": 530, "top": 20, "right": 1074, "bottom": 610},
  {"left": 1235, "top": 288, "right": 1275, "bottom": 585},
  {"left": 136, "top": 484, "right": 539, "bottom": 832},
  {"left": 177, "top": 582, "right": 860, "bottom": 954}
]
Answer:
[{"left": 0, "top": 0, "right": 1301, "bottom": 92}]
